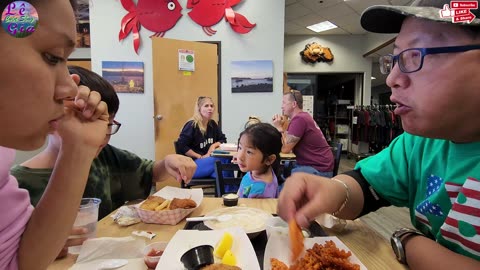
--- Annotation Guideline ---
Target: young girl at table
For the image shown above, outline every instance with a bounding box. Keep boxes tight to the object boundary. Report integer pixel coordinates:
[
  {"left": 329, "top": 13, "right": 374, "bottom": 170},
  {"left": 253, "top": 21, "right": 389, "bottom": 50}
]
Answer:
[
  {"left": 0, "top": 0, "right": 110, "bottom": 269},
  {"left": 236, "top": 123, "right": 282, "bottom": 198}
]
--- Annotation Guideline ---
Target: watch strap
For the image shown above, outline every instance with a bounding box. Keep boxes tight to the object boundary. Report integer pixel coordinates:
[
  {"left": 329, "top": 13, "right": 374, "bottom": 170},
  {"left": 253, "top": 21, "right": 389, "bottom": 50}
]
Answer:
[{"left": 391, "top": 228, "right": 423, "bottom": 265}]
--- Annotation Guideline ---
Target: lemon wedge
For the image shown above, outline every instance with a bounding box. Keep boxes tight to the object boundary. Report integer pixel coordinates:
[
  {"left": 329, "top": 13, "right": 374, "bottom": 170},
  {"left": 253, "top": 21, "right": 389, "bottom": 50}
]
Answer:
[
  {"left": 214, "top": 232, "right": 233, "bottom": 258},
  {"left": 222, "top": 249, "right": 237, "bottom": 266}
]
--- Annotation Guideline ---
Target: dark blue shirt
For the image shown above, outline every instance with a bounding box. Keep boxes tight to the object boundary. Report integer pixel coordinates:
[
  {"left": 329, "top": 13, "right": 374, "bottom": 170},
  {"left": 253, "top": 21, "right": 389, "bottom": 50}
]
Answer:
[{"left": 177, "top": 120, "right": 227, "bottom": 158}]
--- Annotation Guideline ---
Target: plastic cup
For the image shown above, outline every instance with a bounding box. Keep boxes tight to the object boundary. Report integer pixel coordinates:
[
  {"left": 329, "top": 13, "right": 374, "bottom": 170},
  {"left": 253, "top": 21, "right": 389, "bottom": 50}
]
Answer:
[{"left": 68, "top": 198, "right": 101, "bottom": 254}]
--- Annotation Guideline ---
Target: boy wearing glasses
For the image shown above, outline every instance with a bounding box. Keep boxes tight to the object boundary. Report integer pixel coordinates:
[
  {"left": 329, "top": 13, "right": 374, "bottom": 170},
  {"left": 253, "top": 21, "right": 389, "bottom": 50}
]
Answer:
[
  {"left": 12, "top": 66, "right": 196, "bottom": 220},
  {"left": 272, "top": 90, "right": 334, "bottom": 177},
  {"left": 278, "top": 1, "right": 480, "bottom": 268}
]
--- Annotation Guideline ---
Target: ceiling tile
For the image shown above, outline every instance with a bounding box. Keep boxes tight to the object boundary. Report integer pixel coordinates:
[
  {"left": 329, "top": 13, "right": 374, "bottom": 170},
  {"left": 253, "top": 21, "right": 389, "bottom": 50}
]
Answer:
[
  {"left": 329, "top": 13, "right": 361, "bottom": 27},
  {"left": 285, "top": 0, "right": 298, "bottom": 5},
  {"left": 341, "top": 23, "right": 368, "bottom": 34},
  {"left": 314, "top": 3, "right": 356, "bottom": 19},
  {"left": 291, "top": 13, "right": 327, "bottom": 27},
  {"left": 285, "top": 3, "right": 312, "bottom": 20},
  {"left": 299, "top": 0, "right": 344, "bottom": 10},
  {"left": 344, "top": 0, "right": 389, "bottom": 14},
  {"left": 285, "top": 21, "right": 303, "bottom": 33}
]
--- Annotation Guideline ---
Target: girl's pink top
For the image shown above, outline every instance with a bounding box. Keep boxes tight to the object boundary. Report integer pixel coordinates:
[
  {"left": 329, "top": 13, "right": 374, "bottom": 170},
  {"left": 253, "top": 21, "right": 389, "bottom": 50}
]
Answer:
[{"left": 0, "top": 146, "right": 33, "bottom": 269}]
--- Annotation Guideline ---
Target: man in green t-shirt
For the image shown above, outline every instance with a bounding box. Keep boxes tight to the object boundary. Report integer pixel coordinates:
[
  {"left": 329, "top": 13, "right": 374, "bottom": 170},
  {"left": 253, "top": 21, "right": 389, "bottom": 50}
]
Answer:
[
  {"left": 12, "top": 66, "right": 196, "bottom": 257},
  {"left": 278, "top": 1, "right": 480, "bottom": 269}
]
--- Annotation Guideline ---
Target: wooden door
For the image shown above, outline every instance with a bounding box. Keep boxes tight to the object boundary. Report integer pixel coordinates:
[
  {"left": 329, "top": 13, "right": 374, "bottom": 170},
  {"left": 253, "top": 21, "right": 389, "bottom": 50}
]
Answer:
[{"left": 152, "top": 38, "right": 218, "bottom": 187}]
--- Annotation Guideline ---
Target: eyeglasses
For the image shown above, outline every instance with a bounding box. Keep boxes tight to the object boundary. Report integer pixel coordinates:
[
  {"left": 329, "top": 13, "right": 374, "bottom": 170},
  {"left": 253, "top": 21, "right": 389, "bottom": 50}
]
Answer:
[
  {"left": 290, "top": 90, "right": 298, "bottom": 103},
  {"left": 107, "top": 120, "right": 121, "bottom": 135},
  {"left": 379, "top": 44, "right": 480, "bottom": 75}
]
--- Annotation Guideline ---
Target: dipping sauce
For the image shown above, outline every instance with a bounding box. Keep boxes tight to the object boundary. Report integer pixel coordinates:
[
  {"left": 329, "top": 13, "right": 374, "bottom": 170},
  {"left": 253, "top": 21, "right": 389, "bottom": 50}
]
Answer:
[
  {"left": 147, "top": 248, "right": 164, "bottom": 257},
  {"left": 144, "top": 248, "right": 164, "bottom": 269},
  {"left": 224, "top": 194, "right": 238, "bottom": 200}
]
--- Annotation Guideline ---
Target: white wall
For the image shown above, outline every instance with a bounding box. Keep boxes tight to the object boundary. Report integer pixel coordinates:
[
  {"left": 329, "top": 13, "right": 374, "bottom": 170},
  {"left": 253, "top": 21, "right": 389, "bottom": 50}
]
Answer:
[
  {"left": 364, "top": 33, "right": 396, "bottom": 54},
  {"left": 90, "top": 0, "right": 285, "bottom": 160},
  {"left": 284, "top": 35, "right": 373, "bottom": 105}
]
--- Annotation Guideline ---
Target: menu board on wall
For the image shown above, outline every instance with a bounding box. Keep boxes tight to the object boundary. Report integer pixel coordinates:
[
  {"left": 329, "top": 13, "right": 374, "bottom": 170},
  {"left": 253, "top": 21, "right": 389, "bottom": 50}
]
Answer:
[{"left": 303, "top": 95, "right": 314, "bottom": 117}]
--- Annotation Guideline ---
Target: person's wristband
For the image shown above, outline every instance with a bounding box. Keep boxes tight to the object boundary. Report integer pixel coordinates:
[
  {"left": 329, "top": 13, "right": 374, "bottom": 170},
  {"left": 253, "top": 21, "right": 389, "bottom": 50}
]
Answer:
[{"left": 331, "top": 178, "right": 350, "bottom": 216}]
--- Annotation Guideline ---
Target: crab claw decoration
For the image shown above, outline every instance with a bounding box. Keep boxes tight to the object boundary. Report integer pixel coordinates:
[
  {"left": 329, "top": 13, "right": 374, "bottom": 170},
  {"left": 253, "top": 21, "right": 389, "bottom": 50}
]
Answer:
[{"left": 119, "top": 0, "right": 183, "bottom": 54}]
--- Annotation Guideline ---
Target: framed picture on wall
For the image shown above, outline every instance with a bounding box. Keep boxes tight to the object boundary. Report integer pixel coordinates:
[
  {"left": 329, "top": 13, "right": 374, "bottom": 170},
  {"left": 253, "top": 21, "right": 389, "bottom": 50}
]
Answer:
[
  {"left": 102, "top": 61, "right": 145, "bottom": 94},
  {"left": 76, "top": 0, "right": 90, "bottom": 48},
  {"left": 231, "top": 60, "right": 273, "bottom": 93}
]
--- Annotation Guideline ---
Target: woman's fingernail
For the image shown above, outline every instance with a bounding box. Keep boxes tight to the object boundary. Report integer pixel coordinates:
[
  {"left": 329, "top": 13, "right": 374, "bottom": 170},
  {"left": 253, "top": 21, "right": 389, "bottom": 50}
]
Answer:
[{"left": 83, "top": 110, "right": 92, "bottom": 116}]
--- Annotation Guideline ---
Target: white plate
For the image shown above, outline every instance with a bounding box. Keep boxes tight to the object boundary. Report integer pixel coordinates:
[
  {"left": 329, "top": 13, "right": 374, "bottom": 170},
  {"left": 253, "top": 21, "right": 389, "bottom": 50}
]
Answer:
[
  {"left": 156, "top": 228, "right": 260, "bottom": 270},
  {"left": 263, "top": 234, "right": 367, "bottom": 270},
  {"left": 203, "top": 207, "right": 273, "bottom": 234}
]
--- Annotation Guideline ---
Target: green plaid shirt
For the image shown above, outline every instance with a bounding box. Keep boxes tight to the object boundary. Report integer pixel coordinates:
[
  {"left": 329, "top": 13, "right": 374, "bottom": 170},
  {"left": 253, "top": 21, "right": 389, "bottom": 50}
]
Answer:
[{"left": 12, "top": 144, "right": 154, "bottom": 219}]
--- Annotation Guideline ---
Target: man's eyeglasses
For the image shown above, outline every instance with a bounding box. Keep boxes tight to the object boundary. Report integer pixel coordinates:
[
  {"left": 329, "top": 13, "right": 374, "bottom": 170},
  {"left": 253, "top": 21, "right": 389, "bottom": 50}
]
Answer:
[
  {"left": 379, "top": 44, "right": 480, "bottom": 75},
  {"left": 107, "top": 120, "right": 121, "bottom": 135},
  {"left": 290, "top": 90, "right": 298, "bottom": 103}
]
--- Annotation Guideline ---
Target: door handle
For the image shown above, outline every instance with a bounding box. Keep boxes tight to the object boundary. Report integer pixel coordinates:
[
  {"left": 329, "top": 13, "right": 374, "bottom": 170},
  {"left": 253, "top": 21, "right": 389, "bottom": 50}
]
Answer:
[{"left": 154, "top": 114, "right": 163, "bottom": 120}]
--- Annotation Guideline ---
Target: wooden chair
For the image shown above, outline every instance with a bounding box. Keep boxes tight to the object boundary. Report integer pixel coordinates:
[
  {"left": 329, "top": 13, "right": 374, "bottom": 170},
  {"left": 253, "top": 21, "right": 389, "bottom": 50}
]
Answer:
[
  {"left": 174, "top": 141, "right": 216, "bottom": 196},
  {"left": 332, "top": 142, "right": 343, "bottom": 176},
  {"left": 214, "top": 160, "right": 244, "bottom": 197}
]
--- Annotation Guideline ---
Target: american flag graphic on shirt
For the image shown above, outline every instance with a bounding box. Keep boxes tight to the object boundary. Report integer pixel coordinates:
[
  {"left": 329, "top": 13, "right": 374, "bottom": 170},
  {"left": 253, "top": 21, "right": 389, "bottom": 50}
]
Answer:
[
  {"left": 440, "top": 177, "right": 480, "bottom": 257},
  {"left": 415, "top": 174, "right": 445, "bottom": 228}
]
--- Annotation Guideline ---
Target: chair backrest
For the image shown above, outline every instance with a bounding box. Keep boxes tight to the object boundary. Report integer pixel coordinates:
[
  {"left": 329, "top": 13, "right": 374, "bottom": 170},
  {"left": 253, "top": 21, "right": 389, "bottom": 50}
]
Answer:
[
  {"left": 214, "top": 160, "right": 244, "bottom": 197},
  {"left": 173, "top": 140, "right": 180, "bottom": 154},
  {"left": 333, "top": 143, "right": 343, "bottom": 176}
]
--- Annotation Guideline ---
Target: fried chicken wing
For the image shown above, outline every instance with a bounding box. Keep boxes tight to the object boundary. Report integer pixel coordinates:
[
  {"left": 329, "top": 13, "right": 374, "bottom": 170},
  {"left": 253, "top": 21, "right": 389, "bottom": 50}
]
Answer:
[
  {"left": 169, "top": 198, "right": 197, "bottom": 210},
  {"left": 270, "top": 258, "right": 288, "bottom": 270}
]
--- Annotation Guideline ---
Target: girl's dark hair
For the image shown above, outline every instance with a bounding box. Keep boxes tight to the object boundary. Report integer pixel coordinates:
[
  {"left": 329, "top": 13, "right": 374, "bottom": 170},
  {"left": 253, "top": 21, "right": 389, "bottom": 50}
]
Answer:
[
  {"left": 238, "top": 123, "right": 283, "bottom": 177},
  {"left": 68, "top": 66, "right": 120, "bottom": 115}
]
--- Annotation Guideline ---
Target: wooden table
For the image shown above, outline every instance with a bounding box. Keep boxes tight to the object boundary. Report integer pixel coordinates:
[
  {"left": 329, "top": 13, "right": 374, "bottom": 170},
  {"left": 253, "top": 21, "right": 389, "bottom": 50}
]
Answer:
[{"left": 48, "top": 198, "right": 406, "bottom": 270}]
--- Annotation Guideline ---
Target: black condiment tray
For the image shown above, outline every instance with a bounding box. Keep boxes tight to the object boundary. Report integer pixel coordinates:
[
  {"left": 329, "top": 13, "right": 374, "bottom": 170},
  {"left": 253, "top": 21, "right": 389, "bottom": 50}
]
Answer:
[{"left": 183, "top": 215, "right": 328, "bottom": 270}]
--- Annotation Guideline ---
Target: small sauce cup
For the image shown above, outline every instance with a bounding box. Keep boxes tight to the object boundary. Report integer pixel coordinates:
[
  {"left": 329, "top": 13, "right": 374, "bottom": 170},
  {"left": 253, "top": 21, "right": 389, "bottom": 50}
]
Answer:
[
  {"left": 143, "top": 241, "right": 168, "bottom": 269},
  {"left": 222, "top": 193, "right": 239, "bottom": 207}
]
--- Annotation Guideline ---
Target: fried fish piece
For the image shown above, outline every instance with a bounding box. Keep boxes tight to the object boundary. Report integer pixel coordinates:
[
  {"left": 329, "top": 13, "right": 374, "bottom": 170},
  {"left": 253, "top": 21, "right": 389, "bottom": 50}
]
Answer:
[
  {"left": 289, "top": 219, "right": 304, "bottom": 263},
  {"left": 201, "top": 264, "right": 241, "bottom": 270},
  {"left": 270, "top": 258, "right": 288, "bottom": 270},
  {"left": 169, "top": 198, "right": 197, "bottom": 210},
  {"left": 140, "top": 196, "right": 166, "bottom": 211}
]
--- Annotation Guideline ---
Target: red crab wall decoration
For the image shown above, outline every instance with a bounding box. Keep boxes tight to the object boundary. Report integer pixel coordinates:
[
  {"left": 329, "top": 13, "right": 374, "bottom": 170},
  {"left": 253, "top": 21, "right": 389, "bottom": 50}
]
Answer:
[
  {"left": 119, "top": 0, "right": 183, "bottom": 54},
  {"left": 187, "top": 0, "right": 256, "bottom": 36}
]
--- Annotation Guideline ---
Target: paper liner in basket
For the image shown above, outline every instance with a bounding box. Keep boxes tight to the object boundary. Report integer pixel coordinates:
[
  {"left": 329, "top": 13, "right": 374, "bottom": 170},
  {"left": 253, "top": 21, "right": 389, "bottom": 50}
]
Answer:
[{"left": 135, "top": 186, "right": 203, "bottom": 225}]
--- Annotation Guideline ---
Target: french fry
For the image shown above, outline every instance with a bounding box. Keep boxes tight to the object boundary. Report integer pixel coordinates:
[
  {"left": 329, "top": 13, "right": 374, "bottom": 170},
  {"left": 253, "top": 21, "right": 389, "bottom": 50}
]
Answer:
[{"left": 154, "top": 199, "right": 171, "bottom": 211}]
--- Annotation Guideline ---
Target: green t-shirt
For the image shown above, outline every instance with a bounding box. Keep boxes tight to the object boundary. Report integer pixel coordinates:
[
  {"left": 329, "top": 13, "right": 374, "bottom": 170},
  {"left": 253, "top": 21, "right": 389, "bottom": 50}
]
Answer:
[
  {"left": 12, "top": 144, "right": 154, "bottom": 219},
  {"left": 356, "top": 133, "right": 480, "bottom": 260}
]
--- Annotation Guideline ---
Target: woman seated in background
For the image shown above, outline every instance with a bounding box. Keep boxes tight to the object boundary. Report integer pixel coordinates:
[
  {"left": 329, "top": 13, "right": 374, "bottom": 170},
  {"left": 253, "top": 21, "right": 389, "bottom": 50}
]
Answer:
[
  {"left": 177, "top": 96, "right": 228, "bottom": 179},
  {"left": 236, "top": 123, "right": 282, "bottom": 198}
]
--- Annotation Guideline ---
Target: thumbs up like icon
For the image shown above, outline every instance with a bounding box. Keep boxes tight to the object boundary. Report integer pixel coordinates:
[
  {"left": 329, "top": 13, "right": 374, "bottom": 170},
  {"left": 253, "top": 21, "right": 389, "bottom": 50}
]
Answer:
[{"left": 440, "top": 4, "right": 454, "bottom": 17}]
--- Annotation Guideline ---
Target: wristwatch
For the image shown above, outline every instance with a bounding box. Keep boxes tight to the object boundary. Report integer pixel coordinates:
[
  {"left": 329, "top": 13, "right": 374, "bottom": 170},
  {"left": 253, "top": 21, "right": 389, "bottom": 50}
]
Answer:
[{"left": 390, "top": 228, "right": 423, "bottom": 265}]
